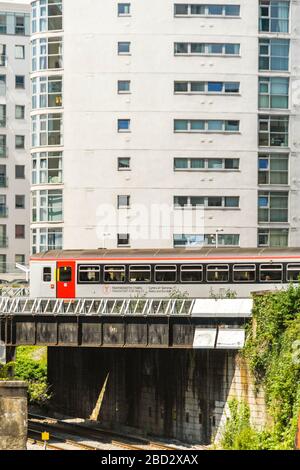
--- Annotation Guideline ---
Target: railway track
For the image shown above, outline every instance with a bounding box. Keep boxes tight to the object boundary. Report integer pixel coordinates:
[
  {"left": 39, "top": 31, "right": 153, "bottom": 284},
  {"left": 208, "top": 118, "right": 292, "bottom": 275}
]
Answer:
[
  {"left": 28, "top": 413, "right": 179, "bottom": 451},
  {"left": 28, "top": 427, "right": 100, "bottom": 451}
]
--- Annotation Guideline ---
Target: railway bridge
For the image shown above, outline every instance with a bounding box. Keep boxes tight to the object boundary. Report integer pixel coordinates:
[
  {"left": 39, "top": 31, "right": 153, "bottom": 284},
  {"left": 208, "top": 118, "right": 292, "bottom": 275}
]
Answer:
[{"left": 0, "top": 295, "right": 263, "bottom": 446}]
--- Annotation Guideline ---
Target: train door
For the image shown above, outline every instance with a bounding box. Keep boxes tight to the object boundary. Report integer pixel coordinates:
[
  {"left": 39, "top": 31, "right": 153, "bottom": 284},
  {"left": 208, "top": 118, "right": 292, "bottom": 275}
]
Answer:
[{"left": 56, "top": 261, "right": 76, "bottom": 298}]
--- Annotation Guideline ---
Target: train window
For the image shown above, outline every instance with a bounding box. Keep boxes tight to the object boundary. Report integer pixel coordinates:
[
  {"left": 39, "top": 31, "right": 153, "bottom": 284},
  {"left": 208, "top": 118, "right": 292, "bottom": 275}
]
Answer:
[
  {"left": 233, "top": 264, "right": 256, "bottom": 283},
  {"left": 286, "top": 264, "right": 300, "bottom": 282},
  {"left": 59, "top": 267, "right": 72, "bottom": 282},
  {"left": 78, "top": 265, "right": 100, "bottom": 283},
  {"left": 259, "top": 264, "right": 283, "bottom": 282},
  {"left": 129, "top": 265, "right": 151, "bottom": 283},
  {"left": 207, "top": 265, "right": 229, "bottom": 282},
  {"left": 104, "top": 265, "right": 126, "bottom": 283},
  {"left": 155, "top": 265, "right": 177, "bottom": 283},
  {"left": 180, "top": 265, "right": 203, "bottom": 283},
  {"left": 43, "top": 267, "right": 51, "bottom": 282}
]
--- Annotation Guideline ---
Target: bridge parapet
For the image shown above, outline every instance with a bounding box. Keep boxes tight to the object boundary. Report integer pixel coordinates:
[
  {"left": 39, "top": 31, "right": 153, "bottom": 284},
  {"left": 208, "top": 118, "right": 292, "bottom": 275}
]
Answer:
[{"left": 0, "top": 298, "right": 252, "bottom": 349}]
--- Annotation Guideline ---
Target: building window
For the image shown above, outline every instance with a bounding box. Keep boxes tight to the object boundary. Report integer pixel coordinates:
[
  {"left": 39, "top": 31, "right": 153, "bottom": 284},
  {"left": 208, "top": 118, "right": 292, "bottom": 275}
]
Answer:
[
  {"left": 32, "top": 113, "right": 63, "bottom": 147},
  {"left": 174, "top": 158, "right": 239, "bottom": 170},
  {"left": 0, "top": 104, "right": 6, "bottom": 127},
  {"left": 15, "top": 225, "right": 25, "bottom": 239},
  {"left": 32, "top": 227, "right": 63, "bottom": 254},
  {"left": 258, "top": 153, "right": 288, "bottom": 185},
  {"left": 15, "top": 105, "right": 25, "bottom": 120},
  {"left": 0, "top": 228, "right": 6, "bottom": 248},
  {"left": 0, "top": 12, "right": 30, "bottom": 35},
  {"left": 0, "top": 195, "right": 7, "bottom": 217},
  {"left": 118, "top": 3, "right": 131, "bottom": 16},
  {"left": 174, "top": 81, "right": 240, "bottom": 94},
  {"left": 118, "top": 195, "right": 130, "bottom": 208},
  {"left": 258, "top": 191, "right": 288, "bottom": 222},
  {"left": 32, "top": 0, "right": 63, "bottom": 34},
  {"left": 118, "top": 80, "right": 131, "bottom": 94},
  {"left": 0, "top": 254, "right": 6, "bottom": 273},
  {"left": 15, "top": 135, "right": 25, "bottom": 149},
  {"left": 32, "top": 152, "right": 63, "bottom": 185},
  {"left": 258, "top": 115, "right": 289, "bottom": 147},
  {"left": 32, "top": 189, "right": 63, "bottom": 223},
  {"left": 0, "top": 164, "right": 6, "bottom": 187},
  {"left": 0, "top": 44, "right": 6, "bottom": 66},
  {"left": 259, "top": 0, "right": 290, "bottom": 33},
  {"left": 173, "top": 234, "right": 240, "bottom": 247},
  {"left": 118, "top": 119, "right": 131, "bottom": 132},
  {"left": 174, "top": 4, "right": 240, "bottom": 17},
  {"left": 117, "top": 233, "right": 130, "bottom": 246},
  {"left": 32, "top": 37, "right": 63, "bottom": 72},
  {"left": 258, "top": 228, "right": 288, "bottom": 247},
  {"left": 15, "top": 254, "right": 25, "bottom": 264},
  {"left": 0, "top": 135, "right": 6, "bottom": 158},
  {"left": 32, "top": 76, "right": 63, "bottom": 109},
  {"left": 259, "top": 39, "right": 289, "bottom": 71},
  {"left": 118, "top": 42, "right": 131, "bottom": 55},
  {"left": 15, "top": 45, "right": 25, "bottom": 59},
  {"left": 15, "top": 75, "right": 25, "bottom": 89},
  {"left": 15, "top": 195, "right": 25, "bottom": 209},
  {"left": 174, "top": 120, "right": 239, "bottom": 133},
  {"left": 174, "top": 42, "right": 240, "bottom": 56},
  {"left": 174, "top": 196, "right": 239, "bottom": 208},
  {"left": 15, "top": 165, "right": 25, "bottom": 179},
  {"left": 0, "top": 75, "right": 5, "bottom": 95},
  {"left": 259, "top": 77, "right": 289, "bottom": 109},
  {"left": 118, "top": 157, "right": 131, "bottom": 170}
]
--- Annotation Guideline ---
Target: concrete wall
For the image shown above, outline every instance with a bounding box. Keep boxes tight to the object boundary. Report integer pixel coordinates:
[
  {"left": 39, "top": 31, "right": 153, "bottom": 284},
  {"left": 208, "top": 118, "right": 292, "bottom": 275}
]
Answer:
[
  {"left": 48, "top": 347, "right": 266, "bottom": 445},
  {"left": 0, "top": 381, "right": 28, "bottom": 450}
]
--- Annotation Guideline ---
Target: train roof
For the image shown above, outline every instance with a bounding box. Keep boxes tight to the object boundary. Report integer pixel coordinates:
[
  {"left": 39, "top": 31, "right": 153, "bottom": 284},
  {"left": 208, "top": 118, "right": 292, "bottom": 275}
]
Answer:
[{"left": 31, "top": 248, "right": 300, "bottom": 260}]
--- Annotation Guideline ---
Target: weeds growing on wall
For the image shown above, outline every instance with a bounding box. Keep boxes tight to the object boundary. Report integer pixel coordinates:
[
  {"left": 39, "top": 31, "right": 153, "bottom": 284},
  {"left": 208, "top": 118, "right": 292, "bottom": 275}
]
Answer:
[
  {"left": 221, "top": 285, "right": 300, "bottom": 450},
  {"left": 14, "top": 346, "right": 51, "bottom": 406}
]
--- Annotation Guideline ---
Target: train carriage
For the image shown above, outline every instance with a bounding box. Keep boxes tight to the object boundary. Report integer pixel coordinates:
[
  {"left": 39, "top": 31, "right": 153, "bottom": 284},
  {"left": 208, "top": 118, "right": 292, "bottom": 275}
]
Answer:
[{"left": 30, "top": 248, "right": 300, "bottom": 299}]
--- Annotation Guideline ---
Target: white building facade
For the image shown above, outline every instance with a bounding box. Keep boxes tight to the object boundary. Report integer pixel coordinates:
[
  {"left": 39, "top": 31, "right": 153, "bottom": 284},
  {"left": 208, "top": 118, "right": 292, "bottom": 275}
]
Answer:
[
  {"left": 0, "top": 2, "right": 30, "bottom": 275},
  {"left": 30, "top": 0, "right": 300, "bottom": 252}
]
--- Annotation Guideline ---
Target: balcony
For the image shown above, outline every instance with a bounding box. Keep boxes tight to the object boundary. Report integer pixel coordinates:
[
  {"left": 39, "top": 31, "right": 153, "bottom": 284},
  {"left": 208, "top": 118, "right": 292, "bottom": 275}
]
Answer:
[
  {"left": 0, "top": 146, "right": 8, "bottom": 158},
  {"left": 0, "top": 236, "right": 8, "bottom": 248},
  {"left": 0, "top": 176, "right": 8, "bottom": 188},
  {"left": 0, "top": 55, "right": 7, "bottom": 67},
  {"left": 0, "top": 205, "right": 8, "bottom": 218}
]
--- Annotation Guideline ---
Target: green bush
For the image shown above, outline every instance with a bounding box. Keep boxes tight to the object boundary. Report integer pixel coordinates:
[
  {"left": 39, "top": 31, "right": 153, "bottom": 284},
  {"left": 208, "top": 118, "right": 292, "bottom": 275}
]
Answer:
[{"left": 14, "top": 346, "right": 51, "bottom": 406}]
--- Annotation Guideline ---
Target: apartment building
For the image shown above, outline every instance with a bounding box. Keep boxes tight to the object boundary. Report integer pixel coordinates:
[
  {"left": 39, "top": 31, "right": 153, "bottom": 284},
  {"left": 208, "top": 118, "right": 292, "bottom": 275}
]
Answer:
[
  {"left": 0, "top": 1, "right": 30, "bottom": 276},
  {"left": 30, "top": 0, "right": 300, "bottom": 251}
]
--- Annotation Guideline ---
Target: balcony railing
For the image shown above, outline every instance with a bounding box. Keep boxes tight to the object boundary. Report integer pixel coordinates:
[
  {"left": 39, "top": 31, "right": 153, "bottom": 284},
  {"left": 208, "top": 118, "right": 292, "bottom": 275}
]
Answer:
[
  {"left": 0, "top": 176, "right": 8, "bottom": 188},
  {"left": 0, "top": 55, "right": 7, "bottom": 67},
  {"left": 0, "top": 236, "right": 8, "bottom": 248},
  {"left": 0, "top": 205, "right": 8, "bottom": 218},
  {"left": 0, "top": 146, "right": 8, "bottom": 158},
  {"left": 0, "top": 119, "right": 6, "bottom": 128}
]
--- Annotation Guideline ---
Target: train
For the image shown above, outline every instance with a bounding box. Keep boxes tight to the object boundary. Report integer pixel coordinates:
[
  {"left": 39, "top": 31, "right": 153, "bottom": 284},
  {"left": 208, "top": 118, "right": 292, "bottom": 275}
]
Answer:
[{"left": 29, "top": 248, "right": 300, "bottom": 299}]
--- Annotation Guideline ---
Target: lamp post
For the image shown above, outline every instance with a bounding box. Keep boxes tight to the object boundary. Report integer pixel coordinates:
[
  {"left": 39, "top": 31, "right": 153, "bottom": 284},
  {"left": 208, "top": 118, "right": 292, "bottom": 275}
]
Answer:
[{"left": 215, "top": 229, "right": 224, "bottom": 249}]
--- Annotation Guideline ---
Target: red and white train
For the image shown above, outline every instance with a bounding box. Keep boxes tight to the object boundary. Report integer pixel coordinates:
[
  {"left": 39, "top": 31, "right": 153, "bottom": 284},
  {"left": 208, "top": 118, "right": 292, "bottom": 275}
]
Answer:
[{"left": 29, "top": 248, "right": 300, "bottom": 299}]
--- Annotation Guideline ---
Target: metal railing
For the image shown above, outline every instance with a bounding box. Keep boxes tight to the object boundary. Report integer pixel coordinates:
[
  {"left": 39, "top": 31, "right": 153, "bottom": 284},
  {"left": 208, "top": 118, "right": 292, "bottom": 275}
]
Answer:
[
  {"left": 0, "top": 297, "right": 195, "bottom": 316},
  {"left": 0, "top": 287, "right": 29, "bottom": 298}
]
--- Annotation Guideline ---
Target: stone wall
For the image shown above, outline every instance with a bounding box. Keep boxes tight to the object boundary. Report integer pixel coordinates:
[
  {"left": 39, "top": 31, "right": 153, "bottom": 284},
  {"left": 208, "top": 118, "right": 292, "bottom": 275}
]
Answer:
[
  {"left": 0, "top": 381, "right": 28, "bottom": 450},
  {"left": 48, "top": 348, "right": 266, "bottom": 445}
]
